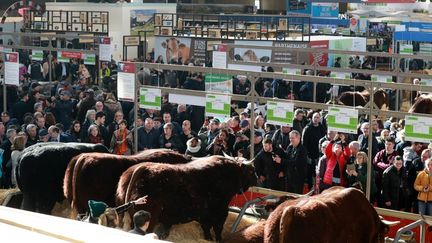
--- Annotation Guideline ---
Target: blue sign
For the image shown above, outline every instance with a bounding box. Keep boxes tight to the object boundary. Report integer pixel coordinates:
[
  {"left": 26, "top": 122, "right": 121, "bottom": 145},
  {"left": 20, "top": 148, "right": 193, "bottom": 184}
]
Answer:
[
  {"left": 287, "top": 0, "right": 311, "bottom": 15},
  {"left": 312, "top": 3, "right": 339, "bottom": 18}
]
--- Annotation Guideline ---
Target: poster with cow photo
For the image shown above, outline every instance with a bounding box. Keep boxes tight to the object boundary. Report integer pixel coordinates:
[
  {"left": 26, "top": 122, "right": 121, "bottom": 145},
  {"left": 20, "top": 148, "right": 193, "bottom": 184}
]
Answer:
[
  {"left": 154, "top": 37, "right": 192, "bottom": 64},
  {"left": 228, "top": 41, "right": 273, "bottom": 72}
]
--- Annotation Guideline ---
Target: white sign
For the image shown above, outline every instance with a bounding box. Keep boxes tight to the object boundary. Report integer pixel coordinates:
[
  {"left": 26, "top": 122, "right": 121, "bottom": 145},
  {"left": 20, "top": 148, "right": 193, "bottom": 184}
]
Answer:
[
  {"left": 405, "top": 115, "right": 432, "bottom": 143},
  {"left": 4, "top": 52, "right": 19, "bottom": 86},
  {"left": 266, "top": 101, "right": 294, "bottom": 127},
  {"left": 212, "top": 51, "right": 227, "bottom": 69},
  {"left": 139, "top": 88, "right": 161, "bottom": 110},
  {"left": 327, "top": 107, "right": 358, "bottom": 134},
  {"left": 117, "top": 62, "right": 136, "bottom": 102},
  {"left": 32, "top": 50, "right": 44, "bottom": 61},
  {"left": 283, "top": 68, "right": 302, "bottom": 82},
  {"left": 371, "top": 74, "right": 393, "bottom": 83},
  {"left": 99, "top": 37, "right": 111, "bottom": 62},
  {"left": 205, "top": 94, "right": 231, "bottom": 118}
]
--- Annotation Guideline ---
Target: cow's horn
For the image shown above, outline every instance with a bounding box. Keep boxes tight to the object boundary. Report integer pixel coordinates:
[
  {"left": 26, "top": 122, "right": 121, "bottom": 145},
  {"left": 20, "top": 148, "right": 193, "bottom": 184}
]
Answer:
[
  {"left": 242, "top": 158, "right": 255, "bottom": 166},
  {"left": 222, "top": 151, "right": 235, "bottom": 160},
  {"left": 380, "top": 218, "right": 400, "bottom": 227}
]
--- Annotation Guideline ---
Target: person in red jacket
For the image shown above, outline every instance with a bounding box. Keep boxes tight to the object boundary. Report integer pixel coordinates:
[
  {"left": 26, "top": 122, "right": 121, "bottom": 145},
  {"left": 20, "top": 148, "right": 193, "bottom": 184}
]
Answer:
[{"left": 323, "top": 133, "right": 350, "bottom": 189}]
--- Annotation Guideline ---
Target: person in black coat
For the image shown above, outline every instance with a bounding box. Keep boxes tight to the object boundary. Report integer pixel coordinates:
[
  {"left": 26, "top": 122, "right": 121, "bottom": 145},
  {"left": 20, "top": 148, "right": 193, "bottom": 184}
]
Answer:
[
  {"left": 11, "top": 92, "right": 32, "bottom": 125},
  {"left": 302, "top": 112, "right": 327, "bottom": 190},
  {"left": 77, "top": 89, "right": 96, "bottom": 124},
  {"left": 54, "top": 90, "right": 74, "bottom": 130},
  {"left": 279, "top": 130, "right": 308, "bottom": 194},
  {"left": 254, "top": 138, "right": 285, "bottom": 191},
  {"left": 1, "top": 128, "right": 16, "bottom": 188},
  {"left": 159, "top": 123, "right": 182, "bottom": 152},
  {"left": 137, "top": 118, "right": 160, "bottom": 151},
  {"left": 407, "top": 149, "right": 431, "bottom": 213},
  {"left": 382, "top": 156, "right": 409, "bottom": 211},
  {"left": 129, "top": 210, "right": 152, "bottom": 236}
]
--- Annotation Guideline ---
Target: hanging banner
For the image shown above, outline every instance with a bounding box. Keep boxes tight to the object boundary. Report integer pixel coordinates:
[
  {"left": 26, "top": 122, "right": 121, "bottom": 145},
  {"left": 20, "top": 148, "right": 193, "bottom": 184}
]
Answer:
[
  {"left": 154, "top": 37, "right": 205, "bottom": 64},
  {"left": 371, "top": 75, "right": 393, "bottom": 83},
  {"left": 4, "top": 52, "right": 19, "bottom": 86},
  {"left": 327, "top": 107, "right": 358, "bottom": 134},
  {"left": 205, "top": 74, "right": 233, "bottom": 94},
  {"left": 405, "top": 115, "right": 432, "bottom": 143},
  {"left": 205, "top": 94, "right": 231, "bottom": 118},
  {"left": 32, "top": 50, "right": 44, "bottom": 61},
  {"left": 99, "top": 37, "right": 111, "bottom": 62},
  {"left": 228, "top": 40, "right": 273, "bottom": 72},
  {"left": 57, "top": 51, "right": 82, "bottom": 63},
  {"left": 139, "top": 87, "right": 161, "bottom": 110},
  {"left": 309, "top": 40, "right": 329, "bottom": 67},
  {"left": 117, "top": 62, "right": 136, "bottom": 102},
  {"left": 83, "top": 54, "right": 96, "bottom": 65},
  {"left": 266, "top": 101, "right": 294, "bottom": 127}
]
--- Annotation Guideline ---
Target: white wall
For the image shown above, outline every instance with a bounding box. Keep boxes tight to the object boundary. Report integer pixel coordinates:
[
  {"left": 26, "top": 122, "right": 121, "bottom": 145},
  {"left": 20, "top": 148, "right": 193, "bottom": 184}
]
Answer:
[{"left": 45, "top": 2, "right": 176, "bottom": 61}]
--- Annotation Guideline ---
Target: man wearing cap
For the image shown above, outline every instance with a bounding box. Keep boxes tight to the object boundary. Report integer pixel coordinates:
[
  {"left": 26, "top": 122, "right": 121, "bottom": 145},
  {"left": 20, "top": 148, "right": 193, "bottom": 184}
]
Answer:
[
  {"left": 244, "top": 131, "right": 263, "bottom": 159},
  {"left": 54, "top": 89, "right": 75, "bottom": 130},
  {"left": 233, "top": 120, "right": 251, "bottom": 155},
  {"left": 85, "top": 195, "right": 148, "bottom": 225},
  {"left": 38, "top": 129, "right": 50, "bottom": 143},
  {"left": 272, "top": 125, "right": 292, "bottom": 151}
]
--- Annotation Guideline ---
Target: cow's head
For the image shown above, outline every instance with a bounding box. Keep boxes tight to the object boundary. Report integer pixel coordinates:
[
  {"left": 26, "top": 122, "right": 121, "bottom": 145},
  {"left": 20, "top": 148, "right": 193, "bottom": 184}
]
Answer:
[
  {"left": 161, "top": 38, "right": 180, "bottom": 63},
  {"left": 222, "top": 152, "right": 257, "bottom": 193}
]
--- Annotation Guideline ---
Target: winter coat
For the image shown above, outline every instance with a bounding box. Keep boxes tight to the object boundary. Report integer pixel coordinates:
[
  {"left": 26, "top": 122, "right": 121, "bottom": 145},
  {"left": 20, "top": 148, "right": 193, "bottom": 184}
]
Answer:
[{"left": 414, "top": 170, "right": 432, "bottom": 202}]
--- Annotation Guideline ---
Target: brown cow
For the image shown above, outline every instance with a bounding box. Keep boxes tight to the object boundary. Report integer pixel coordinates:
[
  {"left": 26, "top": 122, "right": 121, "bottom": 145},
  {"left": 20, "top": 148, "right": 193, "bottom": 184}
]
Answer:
[
  {"left": 264, "top": 187, "right": 396, "bottom": 243},
  {"left": 336, "top": 88, "right": 389, "bottom": 110},
  {"left": 223, "top": 220, "right": 266, "bottom": 243},
  {"left": 116, "top": 155, "right": 257, "bottom": 241},
  {"left": 63, "top": 149, "right": 191, "bottom": 215},
  {"left": 409, "top": 94, "right": 432, "bottom": 114}
]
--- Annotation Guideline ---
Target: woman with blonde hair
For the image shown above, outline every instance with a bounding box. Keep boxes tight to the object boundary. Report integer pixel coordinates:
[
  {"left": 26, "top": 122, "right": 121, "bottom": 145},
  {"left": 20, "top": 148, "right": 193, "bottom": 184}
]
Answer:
[
  {"left": 347, "top": 151, "right": 377, "bottom": 202},
  {"left": 10, "top": 135, "right": 26, "bottom": 187},
  {"left": 414, "top": 158, "right": 432, "bottom": 215}
]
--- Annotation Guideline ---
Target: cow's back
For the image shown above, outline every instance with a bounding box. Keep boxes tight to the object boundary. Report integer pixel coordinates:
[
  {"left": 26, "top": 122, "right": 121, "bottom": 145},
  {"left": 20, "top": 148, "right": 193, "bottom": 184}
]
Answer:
[
  {"left": 69, "top": 149, "right": 192, "bottom": 214},
  {"left": 265, "top": 187, "right": 381, "bottom": 243},
  {"left": 17, "top": 143, "right": 108, "bottom": 213},
  {"left": 223, "top": 220, "right": 265, "bottom": 243}
]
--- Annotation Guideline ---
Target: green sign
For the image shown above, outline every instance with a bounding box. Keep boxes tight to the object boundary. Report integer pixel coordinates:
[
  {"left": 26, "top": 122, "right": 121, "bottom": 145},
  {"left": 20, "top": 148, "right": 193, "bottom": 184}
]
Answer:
[
  {"left": 327, "top": 107, "right": 358, "bottom": 134},
  {"left": 283, "top": 68, "right": 301, "bottom": 75},
  {"left": 139, "top": 88, "right": 161, "bottom": 110},
  {"left": 205, "top": 94, "right": 231, "bottom": 118},
  {"left": 330, "top": 72, "right": 351, "bottom": 80},
  {"left": 266, "top": 101, "right": 294, "bottom": 127},
  {"left": 400, "top": 44, "right": 413, "bottom": 55},
  {"left": 83, "top": 54, "right": 96, "bottom": 65},
  {"left": 371, "top": 75, "right": 393, "bottom": 83},
  {"left": 32, "top": 50, "right": 44, "bottom": 61},
  {"left": 205, "top": 74, "right": 233, "bottom": 93},
  {"left": 405, "top": 115, "right": 432, "bottom": 143}
]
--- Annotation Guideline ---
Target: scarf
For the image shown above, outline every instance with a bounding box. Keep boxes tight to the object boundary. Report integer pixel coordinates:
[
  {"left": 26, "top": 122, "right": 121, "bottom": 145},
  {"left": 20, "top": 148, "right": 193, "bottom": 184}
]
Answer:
[{"left": 115, "top": 129, "right": 129, "bottom": 155}]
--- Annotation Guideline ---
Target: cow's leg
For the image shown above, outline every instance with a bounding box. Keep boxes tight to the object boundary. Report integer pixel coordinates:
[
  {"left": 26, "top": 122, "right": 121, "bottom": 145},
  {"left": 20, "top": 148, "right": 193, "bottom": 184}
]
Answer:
[
  {"left": 21, "top": 193, "right": 36, "bottom": 212},
  {"left": 200, "top": 221, "right": 213, "bottom": 241},
  {"left": 155, "top": 223, "right": 172, "bottom": 239},
  {"left": 213, "top": 208, "right": 229, "bottom": 242}
]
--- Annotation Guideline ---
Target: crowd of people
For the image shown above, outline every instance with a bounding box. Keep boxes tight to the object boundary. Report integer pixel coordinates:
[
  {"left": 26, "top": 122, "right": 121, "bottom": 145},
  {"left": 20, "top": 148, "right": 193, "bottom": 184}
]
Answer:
[{"left": 0, "top": 49, "right": 431, "bottom": 219}]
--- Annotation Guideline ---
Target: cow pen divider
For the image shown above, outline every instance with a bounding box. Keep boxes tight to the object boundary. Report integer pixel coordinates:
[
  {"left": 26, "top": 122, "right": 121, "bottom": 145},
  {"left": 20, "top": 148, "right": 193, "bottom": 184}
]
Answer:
[{"left": 135, "top": 59, "right": 432, "bottom": 202}]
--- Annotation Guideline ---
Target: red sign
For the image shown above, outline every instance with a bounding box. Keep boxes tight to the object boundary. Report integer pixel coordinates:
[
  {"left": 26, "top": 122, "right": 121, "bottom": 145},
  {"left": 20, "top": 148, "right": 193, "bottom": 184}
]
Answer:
[
  {"left": 309, "top": 40, "right": 329, "bottom": 67},
  {"left": 101, "top": 37, "right": 110, "bottom": 45},
  {"left": 5, "top": 52, "right": 18, "bottom": 63},
  {"left": 119, "top": 62, "right": 136, "bottom": 73},
  {"left": 61, "top": 52, "right": 82, "bottom": 59}
]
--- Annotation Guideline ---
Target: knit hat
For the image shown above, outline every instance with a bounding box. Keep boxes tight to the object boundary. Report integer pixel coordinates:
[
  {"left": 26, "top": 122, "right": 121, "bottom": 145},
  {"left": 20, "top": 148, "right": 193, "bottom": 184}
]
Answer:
[
  {"left": 240, "top": 120, "right": 249, "bottom": 128},
  {"left": 88, "top": 200, "right": 108, "bottom": 218}
]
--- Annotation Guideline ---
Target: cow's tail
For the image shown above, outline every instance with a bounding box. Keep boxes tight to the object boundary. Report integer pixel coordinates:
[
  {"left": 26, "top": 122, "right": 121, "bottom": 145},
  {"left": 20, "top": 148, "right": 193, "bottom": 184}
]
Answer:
[
  {"left": 124, "top": 164, "right": 147, "bottom": 204},
  {"left": 63, "top": 155, "right": 80, "bottom": 203},
  {"left": 70, "top": 154, "right": 88, "bottom": 211},
  {"left": 279, "top": 206, "right": 296, "bottom": 243}
]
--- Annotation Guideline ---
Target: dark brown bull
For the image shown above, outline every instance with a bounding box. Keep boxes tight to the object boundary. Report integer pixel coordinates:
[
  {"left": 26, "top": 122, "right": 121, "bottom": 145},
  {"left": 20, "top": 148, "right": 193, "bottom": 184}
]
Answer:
[
  {"left": 116, "top": 155, "right": 257, "bottom": 241},
  {"left": 336, "top": 88, "right": 389, "bottom": 110},
  {"left": 63, "top": 149, "right": 191, "bottom": 214}
]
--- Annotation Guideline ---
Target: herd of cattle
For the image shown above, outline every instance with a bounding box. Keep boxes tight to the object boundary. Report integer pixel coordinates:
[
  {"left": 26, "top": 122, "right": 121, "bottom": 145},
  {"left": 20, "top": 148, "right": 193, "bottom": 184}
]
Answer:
[{"left": 10, "top": 142, "right": 401, "bottom": 242}]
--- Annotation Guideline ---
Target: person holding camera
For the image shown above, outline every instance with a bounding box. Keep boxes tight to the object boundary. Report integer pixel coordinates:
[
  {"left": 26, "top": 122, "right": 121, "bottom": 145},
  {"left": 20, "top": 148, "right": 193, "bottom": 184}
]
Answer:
[
  {"left": 254, "top": 138, "right": 285, "bottom": 191},
  {"left": 414, "top": 158, "right": 432, "bottom": 215},
  {"left": 206, "top": 129, "right": 232, "bottom": 156},
  {"left": 322, "top": 133, "right": 351, "bottom": 190}
]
